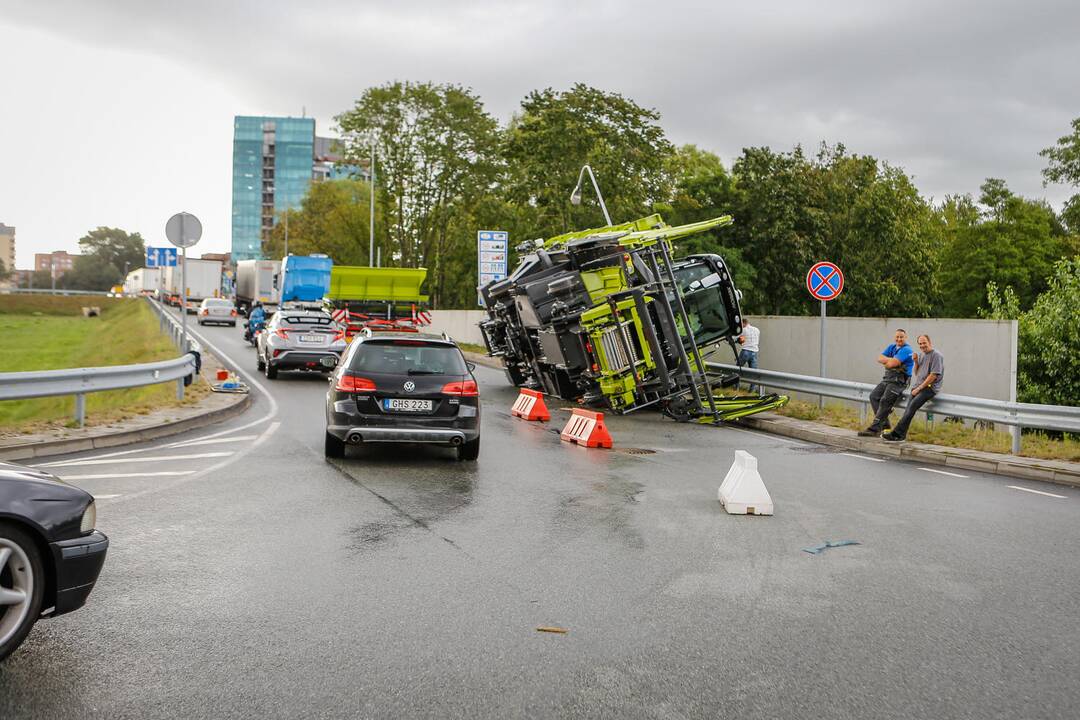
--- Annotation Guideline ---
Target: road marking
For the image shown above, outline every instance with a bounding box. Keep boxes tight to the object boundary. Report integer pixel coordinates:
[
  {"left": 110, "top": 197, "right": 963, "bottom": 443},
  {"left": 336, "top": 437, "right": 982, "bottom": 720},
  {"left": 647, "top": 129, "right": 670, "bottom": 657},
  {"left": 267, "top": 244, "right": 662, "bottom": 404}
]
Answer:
[
  {"left": 168, "top": 435, "right": 256, "bottom": 448},
  {"left": 60, "top": 471, "right": 197, "bottom": 480},
  {"left": 38, "top": 452, "right": 232, "bottom": 468},
  {"left": 840, "top": 452, "right": 886, "bottom": 463},
  {"left": 93, "top": 494, "right": 123, "bottom": 499},
  {"left": 918, "top": 467, "right": 969, "bottom": 478},
  {"left": 1007, "top": 485, "right": 1067, "bottom": 499}
]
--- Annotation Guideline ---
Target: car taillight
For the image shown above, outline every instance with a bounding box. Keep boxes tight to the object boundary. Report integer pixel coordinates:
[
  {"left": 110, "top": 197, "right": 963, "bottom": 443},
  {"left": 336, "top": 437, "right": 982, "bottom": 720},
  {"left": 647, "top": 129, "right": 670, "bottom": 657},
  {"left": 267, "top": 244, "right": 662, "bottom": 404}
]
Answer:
[
  {"left": 441, "top": 379, "right": 479, "bottom": 396},
  {"left": 332, "top": 330, "right": 345, "bottom": 341},
  {"left": 336, "top": 374, "right": 376, "bottom": 392},
  {"left": 274, "top": 328, "right": 289, "bottom": 339},
  {"left": 230, "top": 309, "right": 237, "bottom": 316},
  {"left": 200, "top": 309, "right": 207, "bottom": 315}
]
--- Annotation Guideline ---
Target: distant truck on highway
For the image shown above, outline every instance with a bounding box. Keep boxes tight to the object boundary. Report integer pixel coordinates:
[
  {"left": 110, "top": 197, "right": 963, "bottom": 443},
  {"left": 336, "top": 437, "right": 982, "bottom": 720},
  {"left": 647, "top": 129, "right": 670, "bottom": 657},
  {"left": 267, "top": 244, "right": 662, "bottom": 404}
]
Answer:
[
  {"left": 235, "top": 259, "right": 281, "bottom": 316},
  {"left": 280, "top": 254, "right": 333, "bottom": 304},
  {"left": 163, "top": 258, "right": 224, "bottom": 313},
  {"left": 123, "top": 267, "right": 163, "bottom": 297}
]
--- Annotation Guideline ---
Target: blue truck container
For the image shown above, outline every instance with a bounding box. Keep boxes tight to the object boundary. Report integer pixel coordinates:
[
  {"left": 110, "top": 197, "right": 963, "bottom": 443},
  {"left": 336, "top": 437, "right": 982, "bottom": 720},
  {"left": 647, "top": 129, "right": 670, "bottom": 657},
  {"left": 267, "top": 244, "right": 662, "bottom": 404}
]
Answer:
[{"left": 280, "top": 254, "right": 333, "bottom": 303}]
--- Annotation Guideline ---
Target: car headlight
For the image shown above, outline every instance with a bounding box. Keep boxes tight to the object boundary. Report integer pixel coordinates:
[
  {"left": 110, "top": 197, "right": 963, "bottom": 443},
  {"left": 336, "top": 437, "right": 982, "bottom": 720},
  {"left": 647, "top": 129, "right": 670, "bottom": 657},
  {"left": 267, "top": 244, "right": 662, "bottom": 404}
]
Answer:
[{"left": 80, "top": 500, "right": 97, "bottom": 533}]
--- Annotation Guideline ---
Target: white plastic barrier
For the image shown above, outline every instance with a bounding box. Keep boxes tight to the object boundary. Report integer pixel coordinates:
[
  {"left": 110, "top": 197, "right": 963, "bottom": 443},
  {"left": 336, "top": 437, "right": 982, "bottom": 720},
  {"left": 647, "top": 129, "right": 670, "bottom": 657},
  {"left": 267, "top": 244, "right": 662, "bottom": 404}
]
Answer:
[{"left": 718, "top": 450, "right": 774, "bottom": 516}]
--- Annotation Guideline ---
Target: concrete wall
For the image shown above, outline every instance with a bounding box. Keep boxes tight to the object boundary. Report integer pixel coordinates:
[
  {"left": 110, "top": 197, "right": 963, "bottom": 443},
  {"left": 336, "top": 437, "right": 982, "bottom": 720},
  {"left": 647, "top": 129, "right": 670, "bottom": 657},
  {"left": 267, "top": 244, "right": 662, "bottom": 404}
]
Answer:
[
  {"left": 425, "top": 310, "right": 1019, "bottom": 402},
  {"left": 736, "top": 315, "right": 1018, "bottom": 402},
  {"left": 426, "top": 310, "right": 488, "bottom": 346}
]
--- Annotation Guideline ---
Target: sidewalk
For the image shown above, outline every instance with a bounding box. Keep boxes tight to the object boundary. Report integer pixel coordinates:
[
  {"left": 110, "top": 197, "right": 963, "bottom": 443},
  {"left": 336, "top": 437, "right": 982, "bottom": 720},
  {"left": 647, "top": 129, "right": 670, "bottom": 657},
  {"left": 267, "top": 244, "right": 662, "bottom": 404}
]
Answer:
[
  {"left": 0, "top": 346, "right": 250, "bottom": 462},
  {"left": 465, "top": 353, "right": 1080, "bottom": 488}
]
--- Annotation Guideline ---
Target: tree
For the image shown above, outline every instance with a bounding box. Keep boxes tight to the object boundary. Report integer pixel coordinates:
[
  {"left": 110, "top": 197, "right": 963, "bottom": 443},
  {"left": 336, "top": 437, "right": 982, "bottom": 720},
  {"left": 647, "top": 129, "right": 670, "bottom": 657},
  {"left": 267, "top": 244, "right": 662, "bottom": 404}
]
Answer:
[
  {"left": 336, "top": 82, "right": 502, "bottom": 306},
  {"left": 1039, "top": 117, "right": 1080, "bottom": 187},
  {"left": 978, "top": 177, "right": 1013, "bottom": 220},
  {"left": 502, "top": 84, "right": 675, "bottom": 238},
  {"left": 263, "top": 179, "right": 377, "bottom": 265},
  {"left": 77, "top": 227, "right": 145, "bottom": 276},
  {"left": 985, "top": 258, "right": 1080, "bottom": 406},
  {"left": 0, "top": 258, "right": 10, "bottom": 282},
  {"left": 939, "top": 185, "right": 1075, "bottom": 316}
]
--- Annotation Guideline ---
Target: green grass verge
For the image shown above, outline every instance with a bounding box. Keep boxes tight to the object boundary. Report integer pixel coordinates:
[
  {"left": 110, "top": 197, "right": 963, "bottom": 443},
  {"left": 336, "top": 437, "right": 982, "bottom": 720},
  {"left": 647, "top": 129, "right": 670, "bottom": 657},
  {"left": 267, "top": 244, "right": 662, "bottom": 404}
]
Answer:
[
  {"left": 0, "top": 295, "right": 208, "bottom": 431},
  {"left": 776, "top": 397, "right": 1080, "bottom": 462}
]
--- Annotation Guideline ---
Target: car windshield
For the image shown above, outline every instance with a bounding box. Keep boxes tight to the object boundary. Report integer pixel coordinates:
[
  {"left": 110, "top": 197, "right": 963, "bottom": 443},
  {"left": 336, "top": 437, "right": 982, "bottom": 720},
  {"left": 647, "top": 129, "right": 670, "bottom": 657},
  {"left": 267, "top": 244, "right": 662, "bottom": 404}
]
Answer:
[{"left": 349, "top": 340, "right": 467, "bottom": 375}]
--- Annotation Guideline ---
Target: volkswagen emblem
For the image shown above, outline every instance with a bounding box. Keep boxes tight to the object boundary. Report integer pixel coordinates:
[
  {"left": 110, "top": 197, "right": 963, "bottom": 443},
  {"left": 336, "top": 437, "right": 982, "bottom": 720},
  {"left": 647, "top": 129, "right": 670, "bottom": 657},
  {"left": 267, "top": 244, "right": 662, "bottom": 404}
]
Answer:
[{"left": 403, "top": 381, "right": 416, "bottom": 393}]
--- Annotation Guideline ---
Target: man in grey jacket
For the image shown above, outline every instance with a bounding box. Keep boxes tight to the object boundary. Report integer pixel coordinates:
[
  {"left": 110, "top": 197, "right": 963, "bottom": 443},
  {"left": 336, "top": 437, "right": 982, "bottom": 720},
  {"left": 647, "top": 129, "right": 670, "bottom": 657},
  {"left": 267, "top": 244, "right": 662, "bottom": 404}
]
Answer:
[{"left": 884, "top": 334, "right": 944, "bottom": 441}]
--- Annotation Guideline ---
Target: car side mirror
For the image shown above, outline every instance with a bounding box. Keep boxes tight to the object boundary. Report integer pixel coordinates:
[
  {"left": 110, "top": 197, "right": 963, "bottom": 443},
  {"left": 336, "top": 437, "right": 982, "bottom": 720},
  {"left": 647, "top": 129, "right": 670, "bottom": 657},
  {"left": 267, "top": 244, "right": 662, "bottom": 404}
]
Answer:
[{"left": 466, "top": 361, "right": 476, "bottom": 372}]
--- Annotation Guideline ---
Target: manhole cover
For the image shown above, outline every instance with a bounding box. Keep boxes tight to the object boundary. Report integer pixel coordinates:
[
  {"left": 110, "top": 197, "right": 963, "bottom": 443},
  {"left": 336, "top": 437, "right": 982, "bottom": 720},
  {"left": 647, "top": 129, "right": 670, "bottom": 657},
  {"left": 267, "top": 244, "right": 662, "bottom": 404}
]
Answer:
[{"left": 614, "top": 447, "right": 657, "bottom": 455}]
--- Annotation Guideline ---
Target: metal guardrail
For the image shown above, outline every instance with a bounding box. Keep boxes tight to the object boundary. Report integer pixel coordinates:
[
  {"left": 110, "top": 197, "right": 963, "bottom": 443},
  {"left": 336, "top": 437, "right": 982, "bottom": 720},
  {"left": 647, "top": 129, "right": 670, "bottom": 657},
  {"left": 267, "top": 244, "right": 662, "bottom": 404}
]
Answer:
[
  {"left": 147, "top": 297, "right": 202, "bottom": 355},
  {"left": 2, "top": 288, "right": 112, "bottom": 296},
  {"left": 0, "top": 299, "right": 200, "bottom": 427},
  {"left": 708, "top": 362, "right": 1080, "bottom": 453}
]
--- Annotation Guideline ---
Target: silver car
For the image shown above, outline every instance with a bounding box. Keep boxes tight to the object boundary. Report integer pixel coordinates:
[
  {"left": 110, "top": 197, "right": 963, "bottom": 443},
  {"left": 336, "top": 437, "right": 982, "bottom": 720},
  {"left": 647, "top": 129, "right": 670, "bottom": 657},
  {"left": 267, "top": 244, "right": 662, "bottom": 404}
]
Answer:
[
  {"left": 196, "top": 298, "right": 237, "bottom": 327},
  {"left": 256, "top": 309, "right": 346, "bottom": 379}
]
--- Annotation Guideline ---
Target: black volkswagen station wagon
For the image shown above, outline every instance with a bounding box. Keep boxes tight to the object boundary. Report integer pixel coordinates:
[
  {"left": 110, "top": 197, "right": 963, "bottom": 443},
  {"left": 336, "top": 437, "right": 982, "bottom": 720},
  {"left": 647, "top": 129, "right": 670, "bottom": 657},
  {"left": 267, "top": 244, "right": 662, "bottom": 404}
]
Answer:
[{"left": 325, "top": 332, "right": 481, "bottom": 461}]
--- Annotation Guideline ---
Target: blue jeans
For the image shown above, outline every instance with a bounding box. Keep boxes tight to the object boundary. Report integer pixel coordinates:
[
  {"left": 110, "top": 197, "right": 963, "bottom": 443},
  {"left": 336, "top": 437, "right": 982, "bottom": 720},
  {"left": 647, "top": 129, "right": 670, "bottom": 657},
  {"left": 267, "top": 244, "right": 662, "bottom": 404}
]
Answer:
[{"left": 737, "top": 349, "right": 759, "bottom": 393}]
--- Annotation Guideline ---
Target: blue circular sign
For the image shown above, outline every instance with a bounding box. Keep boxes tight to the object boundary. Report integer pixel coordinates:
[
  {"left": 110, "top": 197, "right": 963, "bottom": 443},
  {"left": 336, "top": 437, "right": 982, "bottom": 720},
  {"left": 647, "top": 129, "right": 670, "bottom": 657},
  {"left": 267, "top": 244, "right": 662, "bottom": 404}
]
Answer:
[{"left": 806, "top": 262, "right": 844, "bottom": 301}]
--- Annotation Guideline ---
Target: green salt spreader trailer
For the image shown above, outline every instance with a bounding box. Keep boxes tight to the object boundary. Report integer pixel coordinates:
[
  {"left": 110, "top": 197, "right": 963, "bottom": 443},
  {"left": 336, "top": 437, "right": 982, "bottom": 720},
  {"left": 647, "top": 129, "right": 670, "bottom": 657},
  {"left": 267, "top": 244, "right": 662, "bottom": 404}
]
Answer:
[
  {"left": 478, "top": 214, "right": 788, "bottom": 423},
  {"left": 323, "top": 266, "right": 431, "bottom": 335}
]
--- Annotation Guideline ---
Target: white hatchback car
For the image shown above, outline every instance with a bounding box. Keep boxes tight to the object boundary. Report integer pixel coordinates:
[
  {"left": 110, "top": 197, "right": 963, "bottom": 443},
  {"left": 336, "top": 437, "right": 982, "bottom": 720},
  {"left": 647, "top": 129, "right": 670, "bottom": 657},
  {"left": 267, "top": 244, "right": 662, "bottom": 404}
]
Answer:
[{"left": 197, "top": 298, "right": 238, "bottom": 327}]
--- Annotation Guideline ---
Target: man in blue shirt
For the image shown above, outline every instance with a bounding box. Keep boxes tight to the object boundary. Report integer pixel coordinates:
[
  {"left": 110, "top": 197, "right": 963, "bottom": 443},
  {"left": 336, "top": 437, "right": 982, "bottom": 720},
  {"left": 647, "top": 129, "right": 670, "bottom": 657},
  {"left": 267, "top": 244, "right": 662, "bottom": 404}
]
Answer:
[{"left": 858, "top": 328, "right": 914, "bottom": 437}]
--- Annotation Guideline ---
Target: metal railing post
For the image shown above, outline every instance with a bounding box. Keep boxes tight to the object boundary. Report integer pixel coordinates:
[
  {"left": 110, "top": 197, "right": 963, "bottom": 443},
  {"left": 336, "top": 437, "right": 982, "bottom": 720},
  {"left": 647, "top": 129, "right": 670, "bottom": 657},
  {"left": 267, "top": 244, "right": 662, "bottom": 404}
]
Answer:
[
  {"left": 176, "top": 377, "right": 184, "bottom": 401},
  {"left": 74, "top": 393, "right": 86, "bottom": 427}
]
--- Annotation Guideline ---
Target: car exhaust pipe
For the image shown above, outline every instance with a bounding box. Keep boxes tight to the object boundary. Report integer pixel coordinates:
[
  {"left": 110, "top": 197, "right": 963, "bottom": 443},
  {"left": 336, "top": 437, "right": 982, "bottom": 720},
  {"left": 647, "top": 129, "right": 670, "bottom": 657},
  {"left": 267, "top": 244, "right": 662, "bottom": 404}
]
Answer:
[
  {"left": 449, "top": 436, "right": 463, "bottom": 446},
  {"left": 347, "top": 432, "right": 363, "bottom": 445}
]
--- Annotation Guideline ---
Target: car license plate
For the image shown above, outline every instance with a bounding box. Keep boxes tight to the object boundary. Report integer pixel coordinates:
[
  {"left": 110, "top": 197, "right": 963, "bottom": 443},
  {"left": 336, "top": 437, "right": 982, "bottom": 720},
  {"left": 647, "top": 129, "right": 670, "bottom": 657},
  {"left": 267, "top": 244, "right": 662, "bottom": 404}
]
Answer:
[
  {"left": 383, "top": 398, "right": 433, "bottom": 412},
  {"left": 298, "top": 335, "right": 322, "bottom": 344}
]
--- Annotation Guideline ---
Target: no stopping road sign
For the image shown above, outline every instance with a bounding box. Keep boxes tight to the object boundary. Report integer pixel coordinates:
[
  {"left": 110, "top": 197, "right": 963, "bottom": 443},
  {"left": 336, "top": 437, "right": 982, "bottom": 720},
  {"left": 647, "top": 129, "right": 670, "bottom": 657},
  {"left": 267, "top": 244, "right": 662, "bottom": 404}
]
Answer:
[{"left": 806, "top": 261, "right": 844, "bottom": 301}]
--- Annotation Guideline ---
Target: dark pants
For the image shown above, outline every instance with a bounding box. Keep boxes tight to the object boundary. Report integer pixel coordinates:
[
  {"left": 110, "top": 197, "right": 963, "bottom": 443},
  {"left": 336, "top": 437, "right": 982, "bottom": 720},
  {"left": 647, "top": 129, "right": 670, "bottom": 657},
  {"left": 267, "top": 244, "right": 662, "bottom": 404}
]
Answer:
[
  {"left": 891, "top": 389, "right": 936, "bottom": 439},
  {"left": 737, "top": 349, "right": 758, "bottom": 393},
  {"left": 869, "top": 380, "right": 906, "bottom": 432}
]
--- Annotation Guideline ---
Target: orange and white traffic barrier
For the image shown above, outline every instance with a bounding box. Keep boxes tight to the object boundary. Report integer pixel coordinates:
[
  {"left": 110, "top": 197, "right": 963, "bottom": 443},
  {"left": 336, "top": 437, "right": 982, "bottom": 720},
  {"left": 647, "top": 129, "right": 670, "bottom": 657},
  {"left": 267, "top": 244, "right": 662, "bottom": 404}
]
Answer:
[
  {"left": 560, "top": 408, "right": 613, "bottom": 448},
  {"left": 511, "top": 388, "right": 551, "bottom": 422}
]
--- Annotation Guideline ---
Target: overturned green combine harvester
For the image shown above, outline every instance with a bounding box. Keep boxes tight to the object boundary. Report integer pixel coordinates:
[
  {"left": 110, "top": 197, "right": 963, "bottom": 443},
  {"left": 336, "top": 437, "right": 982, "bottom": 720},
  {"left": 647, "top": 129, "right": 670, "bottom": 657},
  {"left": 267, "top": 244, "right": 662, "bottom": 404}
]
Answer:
[{"left": 478, "top": 214, "right": 789, "bottom": 424}]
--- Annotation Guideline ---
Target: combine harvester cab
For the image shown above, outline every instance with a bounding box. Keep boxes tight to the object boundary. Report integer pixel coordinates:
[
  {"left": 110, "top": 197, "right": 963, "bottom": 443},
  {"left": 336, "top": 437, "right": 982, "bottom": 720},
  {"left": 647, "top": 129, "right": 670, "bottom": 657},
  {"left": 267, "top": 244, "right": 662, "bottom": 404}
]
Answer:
[
  {"left": 325, "top": 266, "right": 432, "bottom": 337},
  {"left": 478, "top": 214, "right": 788, "bottom": 423}
]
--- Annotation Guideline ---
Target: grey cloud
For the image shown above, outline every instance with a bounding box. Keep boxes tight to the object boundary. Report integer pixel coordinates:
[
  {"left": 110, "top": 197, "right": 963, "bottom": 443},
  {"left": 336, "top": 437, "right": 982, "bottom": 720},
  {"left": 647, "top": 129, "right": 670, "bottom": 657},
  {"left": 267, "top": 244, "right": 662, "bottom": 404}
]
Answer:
[{"left": 4, "top": 0, "right": 1079, "bottom": 205}]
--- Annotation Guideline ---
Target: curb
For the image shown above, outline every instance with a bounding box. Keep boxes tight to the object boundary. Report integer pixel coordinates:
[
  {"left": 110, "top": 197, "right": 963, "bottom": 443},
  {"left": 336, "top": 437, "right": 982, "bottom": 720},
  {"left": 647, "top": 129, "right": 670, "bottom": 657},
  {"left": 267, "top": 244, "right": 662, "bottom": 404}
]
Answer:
[
  {"left": 0, "top": 393, "right": 251, "bottom": 462},
  {"left": 462, "top": 350, "right": 505, "bottom": 371},
  {"left": 735, "top": 413, "right": 1080, "bottom": 489}
]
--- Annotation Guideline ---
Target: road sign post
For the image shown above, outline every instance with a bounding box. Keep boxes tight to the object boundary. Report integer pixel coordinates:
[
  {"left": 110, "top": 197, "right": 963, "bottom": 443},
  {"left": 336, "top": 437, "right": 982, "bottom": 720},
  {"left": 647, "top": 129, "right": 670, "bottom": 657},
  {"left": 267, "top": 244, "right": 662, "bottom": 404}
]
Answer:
[
  {"left": 165, "top": 212, "right": 203, "bottom": 353},
  {"left": 806, "top": 261, "right": 845, "bottom": 408},
  {"left": 477, "top": 231, "right": 509, "bottom": 306}
]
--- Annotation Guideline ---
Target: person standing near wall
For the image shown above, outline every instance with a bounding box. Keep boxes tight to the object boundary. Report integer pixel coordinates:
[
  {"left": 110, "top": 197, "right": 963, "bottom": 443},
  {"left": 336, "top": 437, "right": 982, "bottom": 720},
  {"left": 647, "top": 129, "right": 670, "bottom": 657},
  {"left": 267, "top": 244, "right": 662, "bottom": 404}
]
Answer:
[
  {"left": 737, "top": 319, "right": 761, "bottom": 394},
  {"left": 884, "top": 334, "right": 944, "bottom": 441},
  {"left": 859, "top": 328, "right": 915, "bottom": 437}
]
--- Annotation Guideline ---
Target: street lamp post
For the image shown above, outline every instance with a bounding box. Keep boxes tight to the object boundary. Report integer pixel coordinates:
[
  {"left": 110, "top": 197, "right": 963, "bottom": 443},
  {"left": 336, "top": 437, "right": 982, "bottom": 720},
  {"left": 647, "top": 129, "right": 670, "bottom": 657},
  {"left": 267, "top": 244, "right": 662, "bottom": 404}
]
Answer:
[
  {"left": 570, "top": 164, "right": 613, "bottom": 226},
  {"left": 369, "top": 138, "right": 376, "bottom": 267}
]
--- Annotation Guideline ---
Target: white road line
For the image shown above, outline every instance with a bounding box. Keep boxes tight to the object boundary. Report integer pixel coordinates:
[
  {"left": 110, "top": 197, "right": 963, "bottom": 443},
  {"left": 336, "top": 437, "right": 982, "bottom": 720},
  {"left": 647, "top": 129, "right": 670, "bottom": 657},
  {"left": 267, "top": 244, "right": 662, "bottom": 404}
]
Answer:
[
  {"left": 1007, "top": 485, "right": 1067, "bottom": 499},
  {"left": 38, "top": 452, "right": 232, "bottom": 468},
  {"left": 184, "top": 322, "right": 279, "bottom": 419},
  {"left": 93, "top": 494, "right": 123, "bottom": 499},
  {"left": 840, "top": 452, "right": 886, "bottom": 463},
  {"left": 60, "top": 471, "right": 197, "bottom": 480},
  {"left": 918, "top": 467, "right": 969, "bottom": 478},
  {"left": 168, "top": 435, "right": 256, "bottom": 448}
]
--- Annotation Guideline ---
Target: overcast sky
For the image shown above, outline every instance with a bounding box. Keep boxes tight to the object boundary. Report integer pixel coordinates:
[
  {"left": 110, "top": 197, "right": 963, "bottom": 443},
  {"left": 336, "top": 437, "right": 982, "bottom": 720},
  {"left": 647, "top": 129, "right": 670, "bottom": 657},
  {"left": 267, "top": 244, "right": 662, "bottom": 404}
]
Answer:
[{"left": 3, "top": 0, "right": 1078, "bottom": 266}]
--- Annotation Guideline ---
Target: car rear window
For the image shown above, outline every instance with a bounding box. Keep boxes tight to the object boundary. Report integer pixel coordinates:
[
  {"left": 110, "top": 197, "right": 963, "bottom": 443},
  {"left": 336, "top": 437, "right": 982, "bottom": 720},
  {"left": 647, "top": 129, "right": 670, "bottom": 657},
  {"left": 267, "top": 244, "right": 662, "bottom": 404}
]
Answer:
[
  {"left": 205, "top": 299, "right": 232, "bottom": 307},
  {"left": 349, "top": 340, "right": 467, "bottom": 375}
]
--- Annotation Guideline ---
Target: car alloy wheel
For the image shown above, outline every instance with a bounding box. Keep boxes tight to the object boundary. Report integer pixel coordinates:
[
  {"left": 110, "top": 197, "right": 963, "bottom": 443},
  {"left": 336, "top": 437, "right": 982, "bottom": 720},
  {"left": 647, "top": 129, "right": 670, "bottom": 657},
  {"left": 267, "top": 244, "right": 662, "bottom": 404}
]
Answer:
[{"left": 0, "top": 534, "right": 36, "bottom": 653}]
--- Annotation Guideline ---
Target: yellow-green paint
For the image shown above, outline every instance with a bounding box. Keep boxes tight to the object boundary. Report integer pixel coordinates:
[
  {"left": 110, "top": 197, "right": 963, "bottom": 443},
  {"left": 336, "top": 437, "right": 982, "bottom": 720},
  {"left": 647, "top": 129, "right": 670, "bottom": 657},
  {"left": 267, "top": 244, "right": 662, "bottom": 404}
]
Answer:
[{"left": 327, "top": 266, "right": 429, "bottom": 303}]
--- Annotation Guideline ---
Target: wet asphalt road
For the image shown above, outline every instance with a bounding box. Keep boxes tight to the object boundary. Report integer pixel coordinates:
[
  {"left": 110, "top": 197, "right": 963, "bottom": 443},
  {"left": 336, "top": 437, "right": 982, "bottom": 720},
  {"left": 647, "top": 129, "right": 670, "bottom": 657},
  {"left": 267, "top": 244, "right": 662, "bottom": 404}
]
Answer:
[{"left": 1, "top": 311, "right": 1079, "bottom": 719}]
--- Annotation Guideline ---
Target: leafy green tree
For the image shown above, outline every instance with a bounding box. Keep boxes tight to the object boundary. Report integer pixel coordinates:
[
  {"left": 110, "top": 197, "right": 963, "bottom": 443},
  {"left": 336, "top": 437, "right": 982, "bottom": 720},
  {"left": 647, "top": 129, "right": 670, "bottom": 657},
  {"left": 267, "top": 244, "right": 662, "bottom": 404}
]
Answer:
[
  {"left": 502, "top": 84, "right": 674, "bottom": 238},
  {"left": 978, "top": 177, "right": 1013, "bottom": 220},
  {"left": 60, "top": 227, "right": 144, "bottom": 291},
  {"left": 939, "top": 184, "right": 1075, "bottom": 316},
  {"left": 0, "top": 258, "right": 10, "bottom": 281},
  {"left": 1039, "top": 117, "right": 1080, "bottom": 187},
  {"left": 336, "top": 81, "right": 502, "bottom": 306},
  {"left": 985, "top": 259, "right": 1080, "bottom": 406},
  {"left": 721, "top": 144, "right": 940, "bottom": 317},
  {"left": 264, "top": 179, "right": 377, "bottom": 265}
]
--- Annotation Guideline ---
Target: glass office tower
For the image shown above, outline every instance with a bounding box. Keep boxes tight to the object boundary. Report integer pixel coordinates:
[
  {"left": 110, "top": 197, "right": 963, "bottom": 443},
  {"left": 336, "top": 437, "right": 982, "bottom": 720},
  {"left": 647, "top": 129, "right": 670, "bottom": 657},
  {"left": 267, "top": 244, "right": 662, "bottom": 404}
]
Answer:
[{"left": 231, "top": 116, "right": 316, "bottom": 262}]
